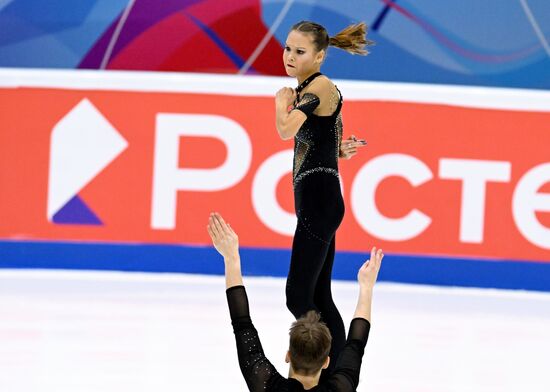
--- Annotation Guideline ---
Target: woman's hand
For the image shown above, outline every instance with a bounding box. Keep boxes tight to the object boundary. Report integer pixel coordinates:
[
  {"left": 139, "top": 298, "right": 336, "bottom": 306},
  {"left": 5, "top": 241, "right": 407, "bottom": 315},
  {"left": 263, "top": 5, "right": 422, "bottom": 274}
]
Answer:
[
  {"left": 339, "top": 135, "right": 367, "bottom": 160},
  {"left": 275, "top": 87, "right": 297, "bottom": 111}
]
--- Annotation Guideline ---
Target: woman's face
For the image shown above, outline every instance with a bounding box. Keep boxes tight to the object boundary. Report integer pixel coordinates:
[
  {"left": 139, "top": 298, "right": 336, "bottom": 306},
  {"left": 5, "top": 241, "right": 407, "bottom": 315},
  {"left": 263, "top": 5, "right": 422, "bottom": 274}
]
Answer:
[{"left": 283, "top": 30, "right": 323, "bottom": 78}]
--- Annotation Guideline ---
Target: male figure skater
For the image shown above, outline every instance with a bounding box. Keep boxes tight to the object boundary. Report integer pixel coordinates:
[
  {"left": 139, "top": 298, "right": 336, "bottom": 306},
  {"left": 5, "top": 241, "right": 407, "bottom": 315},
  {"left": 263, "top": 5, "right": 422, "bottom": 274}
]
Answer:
[{"left": 207, "top": 212, "right": 383, "bottom": 391}]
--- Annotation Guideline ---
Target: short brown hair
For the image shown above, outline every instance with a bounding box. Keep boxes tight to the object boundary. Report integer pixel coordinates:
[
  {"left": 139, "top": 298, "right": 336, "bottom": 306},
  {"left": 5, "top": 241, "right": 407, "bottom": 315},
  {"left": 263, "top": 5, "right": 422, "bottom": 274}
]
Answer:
[
  {"left": 288, "top": 310, "right": 332, "bottom": 375},
  {"left": 291, "top": 20, "right": 374, "bottom": 55}
]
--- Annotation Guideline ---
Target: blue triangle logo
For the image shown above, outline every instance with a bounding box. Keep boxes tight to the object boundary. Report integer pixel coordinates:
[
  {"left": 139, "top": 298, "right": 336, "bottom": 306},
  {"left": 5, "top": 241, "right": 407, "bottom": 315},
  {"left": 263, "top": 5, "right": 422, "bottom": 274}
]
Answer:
[{"left": 52, "top": 195, "right": 103, "bottom": 225}]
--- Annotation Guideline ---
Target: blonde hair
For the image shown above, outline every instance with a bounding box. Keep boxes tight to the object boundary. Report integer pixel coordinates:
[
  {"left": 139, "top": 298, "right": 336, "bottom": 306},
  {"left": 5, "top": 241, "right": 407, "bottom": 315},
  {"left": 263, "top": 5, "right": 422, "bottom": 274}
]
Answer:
[
  {"left": 288, "top": 310, "right": 332, "bottom": 375},
  {"left": 291, "top": 20, "right": 374, "bottom": 56}
]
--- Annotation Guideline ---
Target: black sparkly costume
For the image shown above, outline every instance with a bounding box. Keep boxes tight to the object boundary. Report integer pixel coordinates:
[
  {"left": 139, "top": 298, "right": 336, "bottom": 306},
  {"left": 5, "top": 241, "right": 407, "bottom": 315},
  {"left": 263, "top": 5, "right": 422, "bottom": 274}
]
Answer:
[
  {"left": 285, "top": 72, "right": 346, "bottom": 377},
  {"left": 227, "top": 285, "right": 371, "bottom": 391}
]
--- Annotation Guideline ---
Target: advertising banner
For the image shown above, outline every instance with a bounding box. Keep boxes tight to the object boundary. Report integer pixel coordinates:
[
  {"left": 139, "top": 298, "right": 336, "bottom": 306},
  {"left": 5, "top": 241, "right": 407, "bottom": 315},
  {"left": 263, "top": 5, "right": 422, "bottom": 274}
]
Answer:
[{"left": 1, "top": 69, "right": 549, "bottom": 290}]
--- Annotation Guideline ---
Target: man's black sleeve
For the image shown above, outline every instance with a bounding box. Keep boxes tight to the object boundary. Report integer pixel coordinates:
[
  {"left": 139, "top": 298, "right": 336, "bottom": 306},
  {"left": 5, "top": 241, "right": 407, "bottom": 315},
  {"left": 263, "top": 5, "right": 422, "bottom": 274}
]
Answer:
[
  {"left": 226, "top": 285, "right": 284, "bottom": 391},
  {"left": 326, "top": 318, "right": 371, "bottom": 391}
]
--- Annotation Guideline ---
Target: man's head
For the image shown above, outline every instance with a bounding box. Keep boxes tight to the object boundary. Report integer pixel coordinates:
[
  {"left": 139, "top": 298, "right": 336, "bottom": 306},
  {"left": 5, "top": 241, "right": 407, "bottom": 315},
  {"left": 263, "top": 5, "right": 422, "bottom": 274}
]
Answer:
[{"left": 286, "top": 311, "right": 332, "bottom": 376}]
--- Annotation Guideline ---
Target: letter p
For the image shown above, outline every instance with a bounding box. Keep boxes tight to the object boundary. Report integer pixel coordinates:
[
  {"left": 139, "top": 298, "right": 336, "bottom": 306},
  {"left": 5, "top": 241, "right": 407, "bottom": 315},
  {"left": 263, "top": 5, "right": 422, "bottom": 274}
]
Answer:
[{"left": 151, "top": 114, "right": 252, "bottom": 229}]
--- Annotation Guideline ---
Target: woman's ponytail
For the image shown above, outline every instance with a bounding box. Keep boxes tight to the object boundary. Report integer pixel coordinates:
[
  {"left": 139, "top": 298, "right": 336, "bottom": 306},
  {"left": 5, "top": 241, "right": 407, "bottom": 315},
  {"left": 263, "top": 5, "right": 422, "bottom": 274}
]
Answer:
[
  {"left": 329, "top": 22, "right": 374, "bottom": 55},
  {"left": 291, "top": 20, "right": 374, "bottom": 55}
]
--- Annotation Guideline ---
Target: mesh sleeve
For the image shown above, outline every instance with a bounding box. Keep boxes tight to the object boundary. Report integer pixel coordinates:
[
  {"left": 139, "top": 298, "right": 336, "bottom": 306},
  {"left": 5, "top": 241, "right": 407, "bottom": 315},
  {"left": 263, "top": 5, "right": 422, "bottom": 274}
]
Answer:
[
  {"left": 226, "top": 286, "right": 284, "bottom": 391},
  {"left": 325, "top": 318, "right": 371, "bottom": 391},
  {"left": 347, "top": 317, "right": 370, "bottom": 345},
  {"left": 292, "top": 93, "right": 320, "bottom": 117}
]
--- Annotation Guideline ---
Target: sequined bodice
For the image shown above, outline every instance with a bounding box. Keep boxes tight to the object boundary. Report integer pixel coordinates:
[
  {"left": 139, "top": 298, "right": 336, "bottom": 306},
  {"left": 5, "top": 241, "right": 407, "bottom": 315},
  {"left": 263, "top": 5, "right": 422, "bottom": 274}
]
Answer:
[{"left": 292, "top": 90, "right": 343, "bottom": 186}]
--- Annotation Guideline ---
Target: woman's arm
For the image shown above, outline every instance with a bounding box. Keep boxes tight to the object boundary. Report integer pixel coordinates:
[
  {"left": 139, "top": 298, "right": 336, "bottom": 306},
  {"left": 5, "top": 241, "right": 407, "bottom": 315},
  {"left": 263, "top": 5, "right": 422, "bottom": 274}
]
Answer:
[
  {"left": 275, "top": 87, "right": 307, "bottom": 140},
  {"left": 276, "top": 105, "right": 308, "bottom": 140}
]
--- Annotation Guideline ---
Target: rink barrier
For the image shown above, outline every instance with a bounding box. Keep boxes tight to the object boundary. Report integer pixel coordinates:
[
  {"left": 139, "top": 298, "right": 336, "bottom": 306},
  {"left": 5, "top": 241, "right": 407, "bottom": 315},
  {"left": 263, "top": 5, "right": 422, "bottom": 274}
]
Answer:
[{"left": 1, "top": 240, "right": 549, "bottom": 291}]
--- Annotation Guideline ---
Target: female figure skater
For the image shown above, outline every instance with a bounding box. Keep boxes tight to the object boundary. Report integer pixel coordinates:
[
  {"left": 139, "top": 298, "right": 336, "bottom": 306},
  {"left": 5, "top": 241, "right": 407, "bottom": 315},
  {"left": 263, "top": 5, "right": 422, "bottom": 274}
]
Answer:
[{"left": 275, "top": 20, "right": 373, "bottom": 374}]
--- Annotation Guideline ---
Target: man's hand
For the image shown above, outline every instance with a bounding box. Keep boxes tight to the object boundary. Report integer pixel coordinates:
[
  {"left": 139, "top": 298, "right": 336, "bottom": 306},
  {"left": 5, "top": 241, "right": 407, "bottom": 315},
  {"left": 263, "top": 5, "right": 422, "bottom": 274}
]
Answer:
[
  {"left": 339, "top": 135, "right": 367, "bottom": 160},
  {"left": 208, "top": 212, "right": 243, "bottom": 288},
  {"left": 207, "top": 212, "right": 239, "bottom": 261},
  {"left": 357, "top": 247, "right": 383, "bottom": 290},
  {"left": 353, "top": 247, "right": 384, "bottom": 321}
]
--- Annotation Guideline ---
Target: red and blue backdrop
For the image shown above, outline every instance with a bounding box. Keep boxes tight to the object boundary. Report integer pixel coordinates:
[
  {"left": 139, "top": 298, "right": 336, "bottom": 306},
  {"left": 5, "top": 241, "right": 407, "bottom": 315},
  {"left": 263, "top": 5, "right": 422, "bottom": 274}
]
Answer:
[
  {"left": 0, "top": 0, "right": 549, "bottom": 88},
  {"left": 1, "top": 69, "right": 549, "bottom": 291}
]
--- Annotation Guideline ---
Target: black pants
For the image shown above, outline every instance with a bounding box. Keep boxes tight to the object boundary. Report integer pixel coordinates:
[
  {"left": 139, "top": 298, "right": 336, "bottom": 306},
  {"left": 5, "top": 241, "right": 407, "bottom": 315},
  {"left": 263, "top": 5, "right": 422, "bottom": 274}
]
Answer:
[{"left": 286, "top": 172, "right": 345, "bottom": 375}]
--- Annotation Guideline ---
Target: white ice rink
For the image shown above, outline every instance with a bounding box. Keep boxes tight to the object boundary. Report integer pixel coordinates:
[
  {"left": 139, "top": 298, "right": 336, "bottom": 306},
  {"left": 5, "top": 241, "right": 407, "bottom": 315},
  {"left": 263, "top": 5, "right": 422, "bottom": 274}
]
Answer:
[{"left": 1, "top": 269, "right": 549, "bottom": 392}]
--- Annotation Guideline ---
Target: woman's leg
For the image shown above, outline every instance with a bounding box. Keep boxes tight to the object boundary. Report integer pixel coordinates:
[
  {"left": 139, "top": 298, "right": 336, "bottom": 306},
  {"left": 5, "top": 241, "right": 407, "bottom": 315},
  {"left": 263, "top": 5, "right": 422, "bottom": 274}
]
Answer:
[
  {"left": 314, "top": 236, "right": 345, "bottom": 376},
  {"left": 287, "top": 173, "right": 346, "bottom": 377},
  {"left": 285, "top": 221, "right": 331, "bottom": 318}
]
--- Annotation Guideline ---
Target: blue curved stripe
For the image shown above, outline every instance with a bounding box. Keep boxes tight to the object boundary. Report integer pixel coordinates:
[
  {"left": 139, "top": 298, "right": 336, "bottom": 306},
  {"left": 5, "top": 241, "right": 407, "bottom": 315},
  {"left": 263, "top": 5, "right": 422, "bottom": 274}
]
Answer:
[
  {"left": 185, "top": 12, "right": 249, "bottom": 70},
  {"left": 372, "top": 0, "right": 396, "bottom": 31}
]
